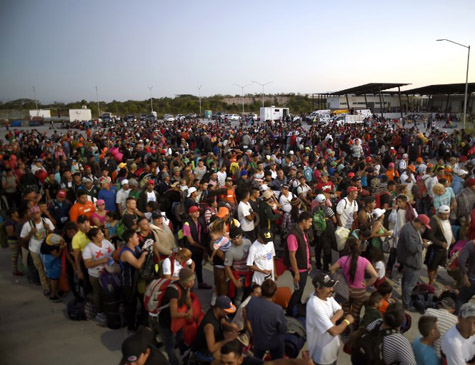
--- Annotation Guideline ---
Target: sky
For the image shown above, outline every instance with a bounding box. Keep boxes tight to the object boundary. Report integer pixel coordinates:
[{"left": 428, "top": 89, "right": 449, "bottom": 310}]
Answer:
[{"left": 0, "top": 0, "right": 474, "bottom": 103}]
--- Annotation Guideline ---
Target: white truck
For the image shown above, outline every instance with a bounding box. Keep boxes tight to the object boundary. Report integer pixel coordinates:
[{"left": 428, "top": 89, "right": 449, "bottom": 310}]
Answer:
[
  {"left": 69, "top": 109, "right": 92, "bottom": 122},
  {"left": 332, "top": 114, "right": 366, "bottom": 125},
  {"left": 260, "top": 106, "right": 290, "bottom": 122}
]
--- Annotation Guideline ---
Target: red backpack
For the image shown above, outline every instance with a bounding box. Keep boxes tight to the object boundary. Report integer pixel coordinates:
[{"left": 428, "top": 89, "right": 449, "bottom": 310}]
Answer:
[{"left": 143, "top": 278, "right": 180, "bottom": 315}]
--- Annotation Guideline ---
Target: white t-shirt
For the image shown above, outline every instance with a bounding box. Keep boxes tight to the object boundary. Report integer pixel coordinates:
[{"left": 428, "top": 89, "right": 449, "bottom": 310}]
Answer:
[
  {"left": 374, "top": 260, "right": 386, "bottom": 279},
  {"left": 82, "top": 239, "right": 115, "bottom": 277},
  {"left": 238, "top": 201, "right": 255, "bottom": 232},
  {"left": 441, "top": 325, "right": 475, "bottom": 365},
  {"left": 440, "top": 219, "right": 453, "bottom": 248},
  {"left": 146, "top": 191, "right": 156, "bottom": 203},
  {"left": 20, "top": 218, "right": 55, "bottom": 254},
  {"left": 306, "top": 294, "right": 342, "bottom": 364},
  {"left": 116, "top": 188, "right": 130, "bottom": 211},
  {"left": 297, "top": 184, "right": 310, "bottom": 198},
  {"left": 246, "top": 240, "right": 275, "bottom": 285},
  {"left": 162, "top": 256, "right": 193, "bottom": 279},
  {"left": 279, "top": 192, "right": 294, "bottom": 213},
  {"left": 336, "top": 197, "right": 358, "bottom": 229},
  {"left": 217, "top": 171, "right": 227, "bottom": 187}
]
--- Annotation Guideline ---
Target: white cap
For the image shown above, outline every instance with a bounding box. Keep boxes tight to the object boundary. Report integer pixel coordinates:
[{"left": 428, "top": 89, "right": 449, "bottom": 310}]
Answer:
[
  {"left": 289, "top": 150, "right": 294, "bottom": 155},
  {"left": 121, "top": 179, "right": 129, "bottom": 185},
  {"left": 316, "top": 194, "right": 326, "bottom": 203},
  {"left": 457, "top": 169, "right": 468, "bottom": 176},
  {"left": 372, "top": 208, "right": 386, "bottom": 220},
  {"left": 439, "top": 205, "right": 450, "bottom": 214},
  {"left": 187, "top": 187, "right": 197, "bottom": 197}
]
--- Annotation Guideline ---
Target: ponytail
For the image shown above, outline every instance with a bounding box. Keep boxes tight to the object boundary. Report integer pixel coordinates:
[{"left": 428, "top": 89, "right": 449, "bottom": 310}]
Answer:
[{"left": 347, "top": 237, "right": 361, "bottom": 284}]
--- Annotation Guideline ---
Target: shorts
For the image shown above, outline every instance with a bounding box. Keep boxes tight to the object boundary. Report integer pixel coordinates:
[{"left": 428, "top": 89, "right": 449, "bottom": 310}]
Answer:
[
  {"left": 40, "top": 254, "right": 62, "bottom": 279},
  {"left": 427, "top": 248, "right": 447, "bottom": 271}
]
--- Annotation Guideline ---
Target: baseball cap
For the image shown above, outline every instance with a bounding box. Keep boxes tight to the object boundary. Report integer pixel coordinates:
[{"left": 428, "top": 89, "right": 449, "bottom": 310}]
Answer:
[
  {"left": 96, "top": 199, "right": 105, "bottom": 206},
  {"left": 151, "top": 210, "right": 164, "bottom": 219},
  {"left": 46, "top": 233, "right": 63, "bottom": 246},
  {"left": 229, "top": 226, "right": 243, "bottom": 239},
  {"left": 240, "top": 170, "right": 248, "bottom": 176},
  {"left": 188, "top": 206, "right": 199, "bottom": 214},
  {"left": 408, "top": 165, "right": 416, "bottom": 173},
  {"left": 459, "top": 303, "right": 475, "bottom": 318},
  {"left": 262, "top": 190, "right": 274, "bottom": 201},
  {"left": 187, "top": 187, "right": 197, "bottom": 197},
  {"left": 347, "top": 172, "right": 355, "bottom": 178},
  {"left": 388, "top": 162, "right": 395, "bottom": 168},
  {"left": 316, "top": 194, "right": 326, "bottom": 203},
  {"left": 347, "top": 186, "right": 358, "bottom": 193},
  {"left": 82, "top": 177, "right": 93, "bottom": 184},
  {"left": 415, "top": 214, "right": 431, "bottom": 229},
  {"left": 281, "top": 184, "right": 289, "bottom": 190},
  {"left": 147, "top": 180, "right": 155, "bottom": 185},
  {"left": 372, "top": 208, "right": 386, "bottom": 220},
  {"left": 439, "top": 297, "right": 456, "bottom": 310},
  {"left": 312, "top": 272, "right": 338, "bottom": 288},
  {"left": 121, "top": 179, "right": 129, "bottom": 185},
  {"left": 215, "top": 296, "right": 236, "bottom": 313},
  {"left": 118, "top": 162, "right": 127, "bottom": 169},
  {"left": 99, "top": 176, "right": 111, "bottom": 184},
  {"left": 129, "top": 178, "right": 139, "bottom": 187},
  {"left": 216, "top": 206, "right": 230, "bottom": 218},
  {"left": 121, "top": 326, "right": 154, "bottom": 363},
  {"left": 438, "top": 205, "right": 450, "bottom": 214},
  {"left": 259, "top": 228, "right": 273, "bottom": 243},
  {"left": 467, "top": 178, "right": 475, "bottom": 187},
  {"left": 365, "top": 156, "right": 372, "bottom": 163},
  {"left": 56, "top": 190, "right": 67, "bottom": 199},
  {"left": 226, "top": 177, "right": 233, "bottom": 181},
  {"left": 457, "top": 169, "right": 468, "bottom": 176}
]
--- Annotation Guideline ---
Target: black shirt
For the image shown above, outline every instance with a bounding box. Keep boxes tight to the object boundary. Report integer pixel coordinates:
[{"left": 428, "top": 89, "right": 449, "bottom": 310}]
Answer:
[
  {"left": 158, "top": 283, "right": 187, "bottom": 328},
  {"left": 191, "top": 308, "right": 224, "bottom": 355}
]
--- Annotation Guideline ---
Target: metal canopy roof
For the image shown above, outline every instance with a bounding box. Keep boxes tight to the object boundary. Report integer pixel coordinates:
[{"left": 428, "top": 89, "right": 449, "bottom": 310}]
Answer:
[
  {"left": 401, "top": 83, "right": 475, "bottom": 95},
  {"left": 330, "top": 83, "right": 410, "bottom": 95}
]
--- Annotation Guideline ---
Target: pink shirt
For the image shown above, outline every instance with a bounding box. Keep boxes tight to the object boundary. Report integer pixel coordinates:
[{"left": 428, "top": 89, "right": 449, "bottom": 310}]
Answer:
[
  {"left": 337, "top": 255, "right": 370, "bottom": 289},
  {"left": 287, "top": 233, "right": 311, "bottom": 272}
]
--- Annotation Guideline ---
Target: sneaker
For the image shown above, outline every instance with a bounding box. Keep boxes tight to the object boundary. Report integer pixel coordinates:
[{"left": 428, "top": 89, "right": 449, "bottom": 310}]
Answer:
[
  {"left": 49, "top": 295, "right": 62, "bottom": 303},
  {"left": 198, "top": 282, "right": 212, "bottom": 290},
  {"left": 95, "top": 312, "right": 107, "bottom": 321},
  {"left": 43, "top": 290, "right": 51, "bottom": 297},
  {"left": 12, "top": 270, "right": 24, "bottom": 276}
]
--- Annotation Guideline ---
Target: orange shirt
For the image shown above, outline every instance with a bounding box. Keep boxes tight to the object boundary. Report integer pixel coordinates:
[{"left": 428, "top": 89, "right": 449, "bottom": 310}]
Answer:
[
  {"left": 385, "top": 169, "right": 399, "bottom": 181},
  {"left": 69, "top": 201, "right": 96, "bottom": 222},
  {"left": 221, "top": 188, "right": 236, "bottom": 204},
  {"left": 378, "top": 298, "right": 390, "bottom": 315}
]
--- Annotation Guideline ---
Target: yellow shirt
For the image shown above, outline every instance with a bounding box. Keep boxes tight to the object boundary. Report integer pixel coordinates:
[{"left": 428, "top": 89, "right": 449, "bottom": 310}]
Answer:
[{"left": 72, "top": 231, "right": 90, "bottom": 252}]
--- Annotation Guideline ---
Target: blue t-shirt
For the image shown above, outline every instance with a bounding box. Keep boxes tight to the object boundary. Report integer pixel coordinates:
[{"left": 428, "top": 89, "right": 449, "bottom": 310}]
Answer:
[
  {"left": 98, "top": 186, "right": 118, "bottom": 212},
  {"left": 412, "top": 337, "right": 440, "bottom": 365}
]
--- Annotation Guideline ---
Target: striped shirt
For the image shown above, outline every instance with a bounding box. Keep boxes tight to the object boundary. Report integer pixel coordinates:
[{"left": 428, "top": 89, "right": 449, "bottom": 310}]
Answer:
[
  {"left": 367, "top": 319, "right": 416, "bottom": 365},
  {"left": 424, "top": 308, "right": 458, "bottom": 357}
]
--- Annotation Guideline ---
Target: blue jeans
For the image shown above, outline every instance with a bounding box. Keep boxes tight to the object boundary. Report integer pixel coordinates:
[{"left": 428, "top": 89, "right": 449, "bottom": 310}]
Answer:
[{"left": 401, "top": 267, "right": 421, "bottom": 308}]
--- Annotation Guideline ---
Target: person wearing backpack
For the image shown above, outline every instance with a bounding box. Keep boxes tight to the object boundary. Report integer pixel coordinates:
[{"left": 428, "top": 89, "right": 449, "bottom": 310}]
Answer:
[
  {"left": 120, "top": 229, "right": 149, "bottom": 331},
  {"left": 313, "top": 194, "right": 337, "bottom": 271},
  {"left": 354, "top": 303, "right": 416, "bottom": 365},
  {"left": 20, "top": 205, "right": 55, "bottom": 296},
  {"left": 153, "top": 267, "right": 196, "bottom": 365}
]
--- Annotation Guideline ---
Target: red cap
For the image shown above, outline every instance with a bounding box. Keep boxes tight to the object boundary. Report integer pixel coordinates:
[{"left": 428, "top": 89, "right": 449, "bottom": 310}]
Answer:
[
  {"left": 365, "top": 157, "right": 372, "bottom": 163},
  {"left": 188, "top": 206, "right": 199, "bottom": 214},
  {"left": 415, "top": 214, "right": 431, "bottom": 230},
  {"left": 347, "top": 172, "right": 355, "bottom": 178},
  {"left": 147, "top": 180, "right": 155, "bottom": 185},
  {"left": 56, "top": 190, "right": 67, "bottom": 198},
  {"left": 467, "top": 177, "right": 475, "bottom": 188},
  {"left": 347, "top": 186, "right": 358, "bottom": 193}
]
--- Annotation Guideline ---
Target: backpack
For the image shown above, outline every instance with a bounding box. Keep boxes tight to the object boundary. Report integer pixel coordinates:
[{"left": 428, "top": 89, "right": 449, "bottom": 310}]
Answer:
[
  {"left": 143, "top": 278, "right": 180, "bottom": 315},
  {"left": 313, "top": 208, "right": 327, "bottom": 236},
  {"left": 67, "top": 298, "right": 87, "bottom": 321},
  {"left": 411, "top": 283, "right": 437, "bottom": 313},
  {"left": 116, "top": 219, "right": 126, "bottom": 240},
  {"left": 172, "top": 200, "right": 187, "bottom": 223},
  {"left": 140, "top": 244, "right": 159, "bottom": 281},
  {"left": 0, "top": 221, "right": 8, "bottom": 249},
  {"left": 351, "top": 322, "right": 397, "bottom": 365},
  {"left": 99, "top": 270, "right": 122, "bottom": 297}
]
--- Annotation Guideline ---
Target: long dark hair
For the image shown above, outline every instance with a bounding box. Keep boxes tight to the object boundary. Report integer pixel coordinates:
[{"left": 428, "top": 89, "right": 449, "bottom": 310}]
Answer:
[{"left": 347, "top": 237, "right": 361, "bottom": 284}]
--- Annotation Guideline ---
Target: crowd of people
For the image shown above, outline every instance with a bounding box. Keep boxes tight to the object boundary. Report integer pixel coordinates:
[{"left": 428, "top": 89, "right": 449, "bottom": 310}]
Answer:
[{"left": 1, "top": 115, "right": 475, "bottom": 365}]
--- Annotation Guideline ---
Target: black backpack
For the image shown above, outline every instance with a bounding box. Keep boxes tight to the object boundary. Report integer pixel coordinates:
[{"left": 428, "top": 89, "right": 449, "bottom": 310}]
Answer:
[
  {"left": 351, "top": 322, "right": 397, "bottom": 365},
  {"left": 67, "top": 298, "right": 87, "bottom": 321},
  {"left": 139, "top": 247, "right": 159, "bottom": 281}
]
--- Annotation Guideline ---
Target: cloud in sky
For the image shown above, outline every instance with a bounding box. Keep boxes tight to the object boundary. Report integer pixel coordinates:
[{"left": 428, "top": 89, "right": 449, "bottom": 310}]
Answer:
[{"left": 0, "top": 0, "right": 473, "bottom": 103}]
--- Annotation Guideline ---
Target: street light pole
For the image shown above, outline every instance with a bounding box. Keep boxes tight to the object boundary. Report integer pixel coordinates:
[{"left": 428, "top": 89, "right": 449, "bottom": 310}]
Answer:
[
  {"left": 234, "top": 83, "right": 251, "bottom": 114},
  {"left": 437, "top": 39, "right": 471, "bottom": 130},
  {"left": 253, "top": 81, "right": 273, "bottom": 108},
  {"left": 197, "top": 85, "right": 202, "bottom": 117},
  {"left": 32, "top": 86, "right": 39, "bottom": 116},
  {"left": 95, "top": 86, "right": 100, "bottom": 118},
  {"left": 148, "top": 86, "right": 154, "bottom": 113}
]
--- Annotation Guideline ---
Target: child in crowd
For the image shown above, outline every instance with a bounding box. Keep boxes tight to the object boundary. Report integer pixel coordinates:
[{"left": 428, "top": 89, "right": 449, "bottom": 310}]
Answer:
[
  {"left": 360, "top": 291, "right": 383, "bottom": 329},
  {"left": 412, "top": 316, "right": 441, "bottom": 365},
  {"left": 104, "top": 211, "right": 119, "bottom": 247},
  {"left": 209, "top": 219, "right": 231, "bottom": 261},
  {"left": 377, "top": 280, "right": 394, "bottom": 315},
  {"left": 370, "top": 248, "right": 387, "bottom": 288}
]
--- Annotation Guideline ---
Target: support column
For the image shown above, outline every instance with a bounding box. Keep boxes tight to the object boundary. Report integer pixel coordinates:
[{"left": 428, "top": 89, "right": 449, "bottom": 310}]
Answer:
[{"left": 398, "top": 87, "right": 403, "bottom": 118}]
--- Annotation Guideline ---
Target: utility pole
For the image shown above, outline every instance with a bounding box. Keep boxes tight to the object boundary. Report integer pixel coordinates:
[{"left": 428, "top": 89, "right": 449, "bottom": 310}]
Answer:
[
  {"left": 95, "top": 86, "right": 100, "bottom": 118},
  {"left": 148, "top": 86, "right": 154, "bottom": 113},
  {"left": 253, "top": 80, "right": 273, "bottom": 107},
  {"left": 234, "top": 83, "right": 251, "bottom": 114},
  {"left": 197, "top": 85, "right": 202, "bottom": 117},
  {"left": 32, "top": 86, "right": 39, "bottom": 116}
]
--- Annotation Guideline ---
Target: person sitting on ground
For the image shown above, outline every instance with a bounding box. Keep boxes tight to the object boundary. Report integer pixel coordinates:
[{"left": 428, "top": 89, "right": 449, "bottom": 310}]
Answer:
[
  {"left": 377, "top": 280, "right": 394, "bottom": 316},
  {"left": 120, "top": 326, "right": 168, "bottom": 365},
  {"left": 412, "top": 315, "right": 441, "bottom": 365}
]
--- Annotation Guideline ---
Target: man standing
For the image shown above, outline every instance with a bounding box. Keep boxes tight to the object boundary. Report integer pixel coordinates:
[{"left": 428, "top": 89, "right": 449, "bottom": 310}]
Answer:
[
  {"left": 456, "top": 239, "right": 475, "bottom": 312},
  {"left": 116, "top": 179, "right": 131, "bottom": 215},
  {"left": 71, "top": 215, "right": 92, "bottom": 294},
  {"left": 397, "top": 214, "right": 432, "bottom": 310},
  {"left": 286, "top": 211, "right": 313, "bottom": 316},
  {"left": 247, "top": 229, "right": 277, "bottom": 285},
  {"left": 138, "top": 180, "right": 159, "bottom": 213},
  {"left": 237, "top": 189, "right": 256, "bottom": 242},
  {"left": 225, "top": 226, "right": 252, "bottom": 308},
  {"left": 98, "top": 176, "right": 118, "bottom": 212},
  {"left": 336, "top": 186, "right": 359, "bottom": 230},
  {"left": 427, "top": 205, "right": 454, "bottom": 285},
  {"left": 183, "top": 206, "right": 212, "bottom": 289},
  {"left": 122, "top": 197, "right": 144, "bottom": 231},
  {"left": 69, "top": 190, "right": 96, "bottom": 222},
  {"left": 306, "top": 272, "right": 354, "bottom": 365},
  {"left": 245, "top": 279, "right": 288, "bottom": 360},
  {"left": 441, "top": 303, "right": 475, "bottom": 365}
]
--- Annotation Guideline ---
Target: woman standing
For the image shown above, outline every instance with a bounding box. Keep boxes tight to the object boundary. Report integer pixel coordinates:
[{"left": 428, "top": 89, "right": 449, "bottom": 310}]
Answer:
[
  {"left": 330, "top": 237, "right": 378, "bottom": 329},
  {"left": 90, "top": 199, "right": 107, "bottom": 227},
  {"left": 82, "top": 227, "right": 115, "bottom": 323},
  {"left": 4, "top": 208, "right": 23, "bottom": 276},
  {"left": 369, "top": 208, "right": 392, "bottom": 252}
]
